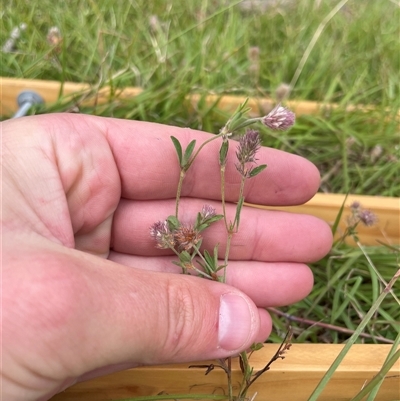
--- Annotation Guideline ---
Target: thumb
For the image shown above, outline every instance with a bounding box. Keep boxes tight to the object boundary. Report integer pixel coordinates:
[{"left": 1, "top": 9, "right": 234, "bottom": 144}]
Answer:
[
  {"left": 76, "top": 254, "right": 272, "bottom": 367},
  {"left": 3, "top": 241, "right": 272, "bottom": 400}
]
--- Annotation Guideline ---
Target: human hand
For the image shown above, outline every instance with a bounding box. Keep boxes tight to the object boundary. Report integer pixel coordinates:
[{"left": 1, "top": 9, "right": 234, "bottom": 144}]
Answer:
[{"left": 1, "top": 113, "right": 332, "bottom": 401}]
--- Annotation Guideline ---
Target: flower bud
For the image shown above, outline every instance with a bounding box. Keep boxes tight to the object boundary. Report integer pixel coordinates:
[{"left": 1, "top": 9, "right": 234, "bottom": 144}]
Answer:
[{"left": 262, "top": 104, "right": 295, "bottom": 131}]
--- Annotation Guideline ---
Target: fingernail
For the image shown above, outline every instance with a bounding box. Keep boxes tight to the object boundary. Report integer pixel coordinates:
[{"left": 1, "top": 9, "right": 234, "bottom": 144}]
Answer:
[{"left": 218, "top": 293, "right": 253, "bottom": 351}]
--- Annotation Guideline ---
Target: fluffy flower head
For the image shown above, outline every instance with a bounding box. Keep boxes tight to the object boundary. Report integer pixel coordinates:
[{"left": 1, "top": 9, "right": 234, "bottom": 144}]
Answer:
[{"left": 262, "top": 104, "right": 295, "bottom": 131}]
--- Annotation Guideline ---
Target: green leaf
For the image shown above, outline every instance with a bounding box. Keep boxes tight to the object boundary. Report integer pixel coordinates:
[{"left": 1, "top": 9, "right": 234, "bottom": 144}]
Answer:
[
  {"left": 194, "top": 238, "right": 203, "bottom": 253},
  {"left": 202, "top": 250, "right": 216, "bottom": 274},
  {"left": 170, "top": 136, "right": 183, "bottom": 166},
  {"left": 195, "top": 212, "right": 202, "bottom": 229},
  {"left": 196, "top": 214, "right": 224, "bottom": 231},
  {"left": 332, "top": 192, "right": 349, "bottom": 237},
  {"left": 213, "top": 244, "right": 219, "bottom": 263},
  {"left": 167, "top": 215, "right": 179, "bottom": 230},
  {"left": 178, "top": 250, "right": 192, "bottom": 263},
  {"left": 249, "top": 164, "right": 267, "bottom": 178},
  {"left": 203, "top": 249, "right": 213, "bottom": 265},
  {"left": 196, "top": 223, "right": 210, "bottom": 232},
  {"left": 207, "top": 214, "right": 224, "bottom": 224},
  {"left": 182, "top": 139, "right": 196, "bottom": 167},
  {"left": 230, "top": 109, "right": 252, "bottom": 131},
  {"left": 250, "top": 342, "right": 264, "bottom": 351},
  {"left": 219, "top": 140, "right": 229, "bottom": 166},
  {"left": 234, "top": 196, "right": 244, "bottom": 229},
  {"left": 216, "top": 264, "right": 226, "bottom": 272}
]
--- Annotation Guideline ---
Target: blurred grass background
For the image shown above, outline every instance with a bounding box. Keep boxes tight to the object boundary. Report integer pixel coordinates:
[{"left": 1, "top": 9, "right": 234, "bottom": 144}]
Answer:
[{"left": 1, "top": 0, "right": 399, "bottom": 344}]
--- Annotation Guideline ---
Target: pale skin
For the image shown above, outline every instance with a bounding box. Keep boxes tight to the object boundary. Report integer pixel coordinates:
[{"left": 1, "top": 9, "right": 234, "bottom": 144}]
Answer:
[{"left": 1, "top": 114, "right": 332, "bottom": 401}]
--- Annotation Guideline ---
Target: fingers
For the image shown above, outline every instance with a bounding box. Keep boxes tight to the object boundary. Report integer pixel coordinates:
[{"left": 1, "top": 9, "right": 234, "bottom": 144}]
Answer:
[
  {"left": 111, "top": 198, "right": 333, "bottom": 263},
  {"left": 4, "top": 114, "right": 319, "bottom": 208},
  {"left": 109, "top": 252, "right": 314, "bottom": 307},
  {"left": 102, "top": 118, "right": 321, "bottom": 206}
]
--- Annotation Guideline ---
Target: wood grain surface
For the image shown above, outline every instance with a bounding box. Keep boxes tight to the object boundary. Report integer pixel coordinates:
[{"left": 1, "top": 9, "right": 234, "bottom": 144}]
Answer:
[{"left": 50, "top": 344, "right": 400, "bottom": 401}]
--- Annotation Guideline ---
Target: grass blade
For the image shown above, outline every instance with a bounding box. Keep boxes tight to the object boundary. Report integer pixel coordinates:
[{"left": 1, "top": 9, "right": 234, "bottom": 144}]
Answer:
[{"left": 307, "top": 269, "right": 400, "bottom": 401}]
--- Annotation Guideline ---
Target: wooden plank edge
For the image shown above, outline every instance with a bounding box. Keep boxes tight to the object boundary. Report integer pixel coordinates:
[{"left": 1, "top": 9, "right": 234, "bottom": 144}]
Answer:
[
  {"left": 50, "top": 344, "right": 400, "bottom": 401},
  {"left": 2, "top": 77, "right": 398, "bottom": 119},
  {"left": 247, "top": 193, "right": 399, "bottom": 246}
]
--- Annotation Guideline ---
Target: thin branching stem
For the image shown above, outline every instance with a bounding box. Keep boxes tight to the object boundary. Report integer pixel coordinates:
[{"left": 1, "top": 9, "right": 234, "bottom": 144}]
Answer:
[
  {"left": 227, "top": 357, "right": 233, "bottom": 400},
  {"left": 185, "top": 132, "right": 225, "bottom": 171},
  {"left": 175, "top": 170, "right": 186, "bottom": 218},
  {"left": 220, "top": 165, "right": 229, "bottom": 232},
  {"left": 222, "top": 232, "right": 233, "bottom": 284},
  {"left": 176, "top": 132, "right": 227, "bottom": 217},
  {"left": 268, "top": 307, "right": 394, "bottom": 344}
]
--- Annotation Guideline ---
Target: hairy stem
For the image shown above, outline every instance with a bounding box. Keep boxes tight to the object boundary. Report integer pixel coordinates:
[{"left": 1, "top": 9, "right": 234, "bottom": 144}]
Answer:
[{"left": 175, "top": 170, "right": 186, "bottom": 218}]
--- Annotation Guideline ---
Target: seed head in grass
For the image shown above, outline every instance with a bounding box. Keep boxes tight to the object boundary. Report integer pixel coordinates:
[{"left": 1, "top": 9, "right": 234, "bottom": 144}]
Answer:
[
  {"left": 349, "top": 201, "right": 377, "bottom": 227},
  {"left": 150, "top": 220, "right": 175, "bottom": 249},
  {"left": 2, "top": 23, "right": 27, "bottom": 53},
  {"left": 47, "top": 27, "right": 62, "bottom": 47},
  {"left": 275, "top": 83, "right": 292, "bottom": 102},
  {"left": 262, "top": 104, "right": 295, "bottom": 131},
  {"left": 358, "top": 209, "right": 377, "bottom": 227}
]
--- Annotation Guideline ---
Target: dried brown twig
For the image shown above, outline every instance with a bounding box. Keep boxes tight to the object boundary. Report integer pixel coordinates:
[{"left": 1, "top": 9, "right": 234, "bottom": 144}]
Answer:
[{"left": 268, "top": 307, "right": 394, "bottom": 344}]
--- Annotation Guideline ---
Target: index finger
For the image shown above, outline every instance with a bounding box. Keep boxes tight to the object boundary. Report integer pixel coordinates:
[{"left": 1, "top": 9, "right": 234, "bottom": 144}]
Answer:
[{"left": 104, "top": 119, "right": 320, "bottom": 206}]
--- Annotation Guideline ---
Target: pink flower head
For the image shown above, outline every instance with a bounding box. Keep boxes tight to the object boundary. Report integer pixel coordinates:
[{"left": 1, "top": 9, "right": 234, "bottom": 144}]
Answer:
[
  {"left": 358, "top": 209, "right": 377, "bottom": 227},
  {"left": 235, "top": 129, "right": 262, "bottom": 177},
  {"left": 201, "top": 204, "right": 216, "bottom": 220},
  {"left": 150, "top": 220, "right": 175, "bottom": 249},
  {"left": 262, "top": 104, "right": 295, "bottom": 131},
  {"left": 236, "top": 129, "right": 261, "bottom": 165}
]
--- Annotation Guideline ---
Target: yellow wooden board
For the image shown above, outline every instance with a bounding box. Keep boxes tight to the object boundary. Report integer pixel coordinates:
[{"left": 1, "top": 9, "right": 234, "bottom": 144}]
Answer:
[
  {"left": 0, "top": 77, "right": 142, "bottom": 116},
  {"left": 247, "top": 192, "right": 399, "bottom": 246},
  {"left": 50, "top": 344, "right": 399, "bottom": 401},
  {"left": 1, "top": 77, "right": 391, "bottom": 117}
]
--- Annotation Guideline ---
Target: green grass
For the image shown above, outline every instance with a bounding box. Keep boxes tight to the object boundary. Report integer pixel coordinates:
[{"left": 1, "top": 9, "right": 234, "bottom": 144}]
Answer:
[
  {"left": 270, "top": 244, "right": 399, "bottom": 344},
  {"left": 2, "top": 0, "right": 400, "bottom": 103},
  {"left": 2, "top": 0, "right": 399, "bottom": 347}
]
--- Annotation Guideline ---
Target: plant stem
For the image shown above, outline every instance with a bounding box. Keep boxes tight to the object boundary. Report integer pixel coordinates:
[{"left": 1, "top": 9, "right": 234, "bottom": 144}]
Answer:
[
  {"left": 220, "top": 165, "right": 229, "bottom": 232},
  {"left": 185, "top": 131, "right": 225, "bottom": 171},
  {"left": 227, "top": 357, "right": 233, "bottom": 400},
  {"left": 233, "top": 175, "right": 246, "bottom": 231},
  {"left": 175, "top": 170, "right": 186, "bottom": 218},
  {"left": 237, "top": 351, "right": 251, "bottom": 399},
  {"left": 176, "top": 132, "right": 226, "bottom": 218},
  {"left": 268, "top": 307, "right": 394, "bottom": 344},
  {"left": 222, "top": 232, "right": 233, "bottom": 284}
]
